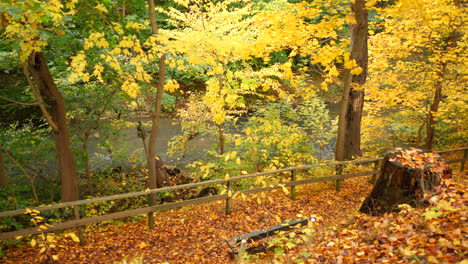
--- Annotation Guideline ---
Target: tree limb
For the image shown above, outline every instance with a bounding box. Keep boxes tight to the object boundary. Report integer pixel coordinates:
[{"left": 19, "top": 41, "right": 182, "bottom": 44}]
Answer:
[
  {"left": 0, "top": 145, "right": 39, "bottom": 201},
  {"left": 21, "top": 59, "right": 59, "bottom": 132},
  {"left": 0, "top": 94, "right": 39, "bottom": 106}
]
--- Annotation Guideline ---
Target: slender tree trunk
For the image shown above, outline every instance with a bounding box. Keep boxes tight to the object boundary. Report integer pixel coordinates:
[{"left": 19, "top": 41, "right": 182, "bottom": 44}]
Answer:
[
  {"left": 146, "top": 0, "right": 167, "bottom": 230},
  {"left": 147, "top": 0, "right": 166, "bottom": 189},
  {"left": 218, "top": 124, "right": 225, "bottom": 155},
  {"left": 425, "top": 63, "right": 446, "bottom": 150},
  {"left": 0, "top": 150, "right": 8, "bottom": 186},
  {"left": 27, "top": 52, "right": 78, "bottom": 202},
  {"left": 335, "top": 0, "right": 368, "bottom": 161},
  {"left": 148, "top": 55, "right": 166, "bottom": 189},
  {"left": 424, "top": 0, "right": 459, "bottom": 150}
]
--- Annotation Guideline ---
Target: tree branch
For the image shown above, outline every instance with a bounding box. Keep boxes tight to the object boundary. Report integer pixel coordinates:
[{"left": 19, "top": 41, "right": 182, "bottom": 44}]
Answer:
[
  {"left": 21, "top": 59, "right": 59, "bottom": 132},
  {"left": 0, "top": 145, "right": 39, "bottom": 201},
  {"left": 0, "top": 94, "right": 39, "bottom": 106}
]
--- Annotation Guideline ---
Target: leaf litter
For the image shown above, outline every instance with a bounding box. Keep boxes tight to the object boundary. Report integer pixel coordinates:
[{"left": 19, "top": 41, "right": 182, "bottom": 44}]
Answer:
[{"left": 1, "top": 171, "right": 466, "bottom": 263}]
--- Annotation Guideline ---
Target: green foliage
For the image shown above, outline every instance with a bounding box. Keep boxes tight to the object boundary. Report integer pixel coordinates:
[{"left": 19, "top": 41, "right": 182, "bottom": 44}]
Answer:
[
  {"left": 0, "top": 73, "right": 42, "bottom": 123},
  {"left": 161, "top": 93, "right": 177, "bottom": 113},
  {"left": 0, "top": 51, "right": 20, "bottom": 73},
  {"left": 82, "top": 168, "right": 147, "bottom": 217},
  {"left": 186, "top": 97, "right": 335, "bottom": 181},
  {"left": 0, "top": 123, "right": 59, "bottom": 202},
  {"left": 0, "top": 184, "right": 33, "bottom": 232}
]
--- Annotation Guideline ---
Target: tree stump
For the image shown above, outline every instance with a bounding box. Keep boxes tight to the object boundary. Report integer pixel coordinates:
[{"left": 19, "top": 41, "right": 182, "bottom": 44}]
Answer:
[{"left": 359, "top": 148, "right": 451, "bottom": 215}]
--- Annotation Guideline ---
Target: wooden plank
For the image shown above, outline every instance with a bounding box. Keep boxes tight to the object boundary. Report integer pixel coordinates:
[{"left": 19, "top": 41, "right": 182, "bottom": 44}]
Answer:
[
  {"left": 228, "top": 158, "right": 383, "bottom": 183},
  {"left": 0, "top": 194, "right": 228, "bottom": 241},
  {"left": 285, "top": 170, "right": 379, "bottom": 187},
  {"left": 0, "top": 157, "right": 387, "bottom": 218},
  {"left": 1, "top": 148, "right": 464, "bottom": 218},
  {"left": 0, "top": 170, "right": 375, "bottom": 240},
  {"left": 226, "top": 217, "right": 313, "bottom": 254},
  {"left": 0, "top": 146, "right": 464, "bottom": 237},
  {"left": 437, "top": 147, "right": 468, "bottom": 154},
  {"left": 237, "top": 170, "right": 379, "bottom": 197},
  {"left": 0, "top": 179, "right": 226, "bottom": 218},
  {"left": 447, "top": 158, "right": 465, "bottom": 164},
  {"left": 149, "top": 194, "right": 228, "bottom": 212}
]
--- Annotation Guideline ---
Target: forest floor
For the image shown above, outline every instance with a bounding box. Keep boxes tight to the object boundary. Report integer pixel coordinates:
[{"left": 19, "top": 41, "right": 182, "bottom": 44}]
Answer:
[
  {"left": 1, "top": 170, "right": 466, "bottom": 264},
  {"left": 1, "top": 176, "right": 373, "bottom": 264}
]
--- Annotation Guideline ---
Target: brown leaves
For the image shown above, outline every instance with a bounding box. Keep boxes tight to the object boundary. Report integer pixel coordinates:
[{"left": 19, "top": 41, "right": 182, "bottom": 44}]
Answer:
[
  {"left": 390, "top": 148, "right": 450, "bottom": 176},
  {"left": 287, "top": 178, "right": 467, "bottom": 263},
  {"left": 0, "top": 178, "right": 373, "bottom": 263}
]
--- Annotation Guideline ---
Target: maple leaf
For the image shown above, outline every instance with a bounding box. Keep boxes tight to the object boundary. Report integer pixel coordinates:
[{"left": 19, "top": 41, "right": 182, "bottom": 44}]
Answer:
[{"left": 422, "top": 208, "right": 441, "bottom": 221}]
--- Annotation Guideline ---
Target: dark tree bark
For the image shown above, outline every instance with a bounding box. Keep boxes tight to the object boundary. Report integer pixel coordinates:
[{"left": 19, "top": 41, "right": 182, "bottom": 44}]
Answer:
[
  {"left": 343, "top": 90, "right": 365, "bottom": 159},
  {"left": 335, "top": 0, "right": 368, "bottom": 161},
  {"left": 27, "top": 52, "right": 78, "bottom": 202},
  {"left": 0, "top": 150, "right": 7, "bottom": 186},
  {"left": 359, "top": 148, "right": 451, "bottom": 216}
]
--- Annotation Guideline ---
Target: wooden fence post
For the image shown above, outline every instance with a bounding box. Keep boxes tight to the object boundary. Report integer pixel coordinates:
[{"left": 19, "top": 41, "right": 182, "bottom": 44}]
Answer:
[
  {"left": 371, "top": 160, "right": 380, "bottom": 184},
  {"left": 148, "top": 194, "right": 154, "bottom": 230},
  {"left": 290, "top": 170, "right": 296, "bottom": 200},
  {"left": 226, "top": 180, "right": 232, "bottom": 215},
  {"left": 335, "top": 164, "right": 343, "bottom": 191},
  {"left": 461, "top": 149, "right": 467, "bottom": 172},
  {"left": 72, "top": 205, "right": 85, "bottom": 246}
]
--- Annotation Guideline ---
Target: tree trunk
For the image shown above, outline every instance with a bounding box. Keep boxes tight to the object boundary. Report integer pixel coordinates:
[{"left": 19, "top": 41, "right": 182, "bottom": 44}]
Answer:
[
  {"left": 343, "top": 90, "right": 364, "bottom": 158},
  {"left": 218, "top": 124, "right": 225, "bottom": 155},
  {"left": 155, "top": 156, "right": 169, "bottom": 186},
  {"left": 425, "top": 66, "right": 444, "bottom": 150},
  {"left": 359, "top": 148, "right": 451, "bottom": 216},
  {"left": 425, "top": 0, "right": 460, "bottom": 150},
  {"left": 146, "top": 0, "right": 167, "bottom": 190},
  {"left": 335, "top": 0, "right": 368, "bottom": 161},
  {"left": 0, "top": 150, "right": 8, "bottom": 186},
  {"left": 27, "top": 52, "right": 78, "bottom": 202}
]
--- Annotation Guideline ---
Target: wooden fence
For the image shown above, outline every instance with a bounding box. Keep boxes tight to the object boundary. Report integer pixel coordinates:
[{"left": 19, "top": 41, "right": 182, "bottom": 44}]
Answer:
[{"left": 0, "top": 147, "right": 466, "bottom": 241}]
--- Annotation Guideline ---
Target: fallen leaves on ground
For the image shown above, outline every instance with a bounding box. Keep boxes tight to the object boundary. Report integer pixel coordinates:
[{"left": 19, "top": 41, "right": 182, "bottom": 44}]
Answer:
[
  {"left": 281, "top": 176, "right": 467, "bottom": 264},
  {"left": 0, "top": 177, "right": 372, "bottom": 263}
]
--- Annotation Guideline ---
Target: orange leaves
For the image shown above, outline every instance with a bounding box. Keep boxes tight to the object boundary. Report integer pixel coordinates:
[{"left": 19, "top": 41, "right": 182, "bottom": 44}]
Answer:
[
  {"left": 390, "top": 148, "right": 450, "bottom": 176},
  {"left": 285, "top": 178, "right": 467, "bottom": 263},
  {"left": 1, "top": 178, "right": 373, "bottom": 263}
]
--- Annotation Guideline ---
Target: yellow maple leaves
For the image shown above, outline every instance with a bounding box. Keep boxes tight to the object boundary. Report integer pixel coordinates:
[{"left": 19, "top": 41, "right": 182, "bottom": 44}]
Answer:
[
  {"left": 362, "top": 0, "right": 466, "bottom": 153},
  {"left": 84, "top": 32, "right": 109, "bottom": 50},
  {"left": 1, "top": 0, "right": 74, "bottom": 61},
  {"left": 121, "top": 81, "right": 140, "bottom": 99}
]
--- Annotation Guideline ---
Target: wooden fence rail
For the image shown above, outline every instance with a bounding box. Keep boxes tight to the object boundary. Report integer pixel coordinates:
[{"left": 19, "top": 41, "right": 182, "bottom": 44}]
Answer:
[{"left": 0, "top": 147, "right": 466, "bottom": 241}]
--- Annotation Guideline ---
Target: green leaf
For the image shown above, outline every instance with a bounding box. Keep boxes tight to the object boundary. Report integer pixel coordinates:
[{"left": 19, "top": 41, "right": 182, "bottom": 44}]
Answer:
[{"left": 422, "top": 209, "right": 441, "bottom": 221}]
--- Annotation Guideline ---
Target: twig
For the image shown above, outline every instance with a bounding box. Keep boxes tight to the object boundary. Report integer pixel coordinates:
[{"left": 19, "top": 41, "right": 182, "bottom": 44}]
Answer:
[
  {"left": 0, "top": 145, "right": 39, "bottom": 201},
  {"left": 0, "top": 94, "right": 39, "bottom": 106}
]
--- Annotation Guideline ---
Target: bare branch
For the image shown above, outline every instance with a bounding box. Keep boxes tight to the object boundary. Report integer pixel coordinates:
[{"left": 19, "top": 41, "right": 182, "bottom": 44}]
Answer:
[
  {"left": 0, "top": 145, "right": 39, "bottom": 201},
  {"left": 0, "top": 94, "right": 39, "bottom": 106}
]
